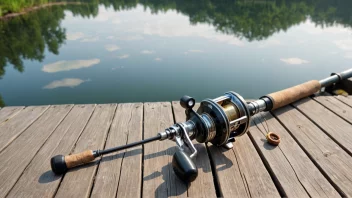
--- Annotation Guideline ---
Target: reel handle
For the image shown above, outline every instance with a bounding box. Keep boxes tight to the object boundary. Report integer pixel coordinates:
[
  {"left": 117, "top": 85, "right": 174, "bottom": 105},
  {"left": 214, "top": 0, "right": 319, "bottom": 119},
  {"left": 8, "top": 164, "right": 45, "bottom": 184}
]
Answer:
[
  {"left": 51, "top": 150, "right": 96, "bottom": 174},
  {"left": 172, "top": 149, "right": 198, "bottom": 182}
]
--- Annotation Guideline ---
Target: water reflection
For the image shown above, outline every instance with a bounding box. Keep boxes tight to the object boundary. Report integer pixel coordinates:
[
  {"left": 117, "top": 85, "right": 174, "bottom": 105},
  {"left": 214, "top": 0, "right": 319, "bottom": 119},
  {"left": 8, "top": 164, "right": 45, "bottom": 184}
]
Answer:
[
  {"left": 1, "top": 0, "right": 351, "bottom": 78},
  {"left": 66, "top": 32, "right": 85, "bottom": 40},
  {"left": 43, "top": 78, "right": 91, "bottom": 89},
  {"left": 0, "top": 95, "right": 4, "bottom": 107},
  {"left": 104, "top": 44, "right": 120, "bottom": 51},
  {"left": 0, "top": 7, "right": 64, "bottom": 78},
  {"left": 280, "top": 58, "right": 309, "bottom": 65},
  {"left": 0, "top": 0, "right": 351, "bottom": 106},
  {"left": 42, "top": 59, "right": 100, "bottom": 73}
]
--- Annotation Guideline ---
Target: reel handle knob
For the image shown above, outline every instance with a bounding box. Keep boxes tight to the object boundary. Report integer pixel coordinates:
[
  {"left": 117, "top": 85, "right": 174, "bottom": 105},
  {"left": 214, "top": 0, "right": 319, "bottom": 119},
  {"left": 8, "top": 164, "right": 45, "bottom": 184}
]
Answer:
[
  {"left": 172, "top": 149, "right": 198, "bottom": 182},
  {"left": 180, "top": 95, "right": 195, "bottom": 109}
]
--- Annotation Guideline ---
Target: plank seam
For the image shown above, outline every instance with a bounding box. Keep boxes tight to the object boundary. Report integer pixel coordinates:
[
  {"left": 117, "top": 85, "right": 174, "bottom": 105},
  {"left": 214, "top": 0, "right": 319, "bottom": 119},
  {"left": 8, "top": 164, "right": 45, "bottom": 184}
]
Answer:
[
  {"left": 271, "top": 110, "right": 347, "bottom": 197},
  {"left": 0, "top": 105, "right": 51, "bottom": 154},
  {"left": 334, "top": 96, "right": 352, "bottom": 108},
  {"left": 246, "top": 132, "right": 287, "bottom": 198},
  {"left": 52, "top": 104, "right": 98, "bottom": 197},
  {"left": 141, "top": 103, "right": 145, "bottom": 198},
  {"left": 0, "top": 106, "right": 25, "bottom": 125},
  {"left": 250, "top": 115, "right": 311, "bottom": 196},
  {"left": 231, "top": 148, "right": 252, "bottom": 198},
  {"left": 292, "top": 104, "right": 352, "bottom": 157},
  {"left": 5, "top": 105, "right": 74, "bottom": 198},
  {"left": 88, "top": 104, "right": 119, "bottom": 198},
  {"left": 277, "top": 140, "right": 311, "bottom": 197},
  {"left": 205, "top": 144, "right": 223, "bottom": 198},
  {"left": 114, "top": 106, "right": 133, "bottom": 198},
  {"left": 311, "top": 96, "right": 352, "bottom": 125}
]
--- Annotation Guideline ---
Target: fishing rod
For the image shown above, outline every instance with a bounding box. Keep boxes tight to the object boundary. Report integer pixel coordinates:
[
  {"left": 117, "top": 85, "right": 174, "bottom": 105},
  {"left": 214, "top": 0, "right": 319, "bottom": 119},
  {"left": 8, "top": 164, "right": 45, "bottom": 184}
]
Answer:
[{"left": 51, "top": 68, "right": 352, "bottom": 182}]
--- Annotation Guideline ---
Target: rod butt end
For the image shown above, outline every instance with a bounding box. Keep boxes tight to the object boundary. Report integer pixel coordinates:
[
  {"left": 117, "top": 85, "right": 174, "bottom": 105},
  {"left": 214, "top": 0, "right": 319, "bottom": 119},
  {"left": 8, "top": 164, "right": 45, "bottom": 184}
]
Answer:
[{"left": 50, "top": 155, "right": 68, "bottom": 175}]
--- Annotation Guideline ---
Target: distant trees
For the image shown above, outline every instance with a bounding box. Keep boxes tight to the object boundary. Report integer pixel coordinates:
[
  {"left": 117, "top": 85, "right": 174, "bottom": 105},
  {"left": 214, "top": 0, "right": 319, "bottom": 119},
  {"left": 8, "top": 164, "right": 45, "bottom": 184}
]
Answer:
[
  {"left": 0, "top": 95, "right": 4, "bottom": 107},
  {"left": 0, "top": 4, "right": 99, "bottom": 79},
  {"left": 0, "top": 6, "right": 65, "bottom": 78}
]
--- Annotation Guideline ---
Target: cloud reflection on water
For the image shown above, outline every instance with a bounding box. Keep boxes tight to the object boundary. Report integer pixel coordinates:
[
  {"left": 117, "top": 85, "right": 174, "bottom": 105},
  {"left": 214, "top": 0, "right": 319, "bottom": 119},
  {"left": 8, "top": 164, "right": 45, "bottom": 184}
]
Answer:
[
  {"left": 280, "top": 58, "right": 309, "bottom": 65},
  {"left": 42, "top": 59, "right": 100, "bottom": 73},
  {"left": 105, "top": 44, "right": 120, "bottom": 51},
  {"left": 43, "top": 78, "right": 90, "bottom": 89}
]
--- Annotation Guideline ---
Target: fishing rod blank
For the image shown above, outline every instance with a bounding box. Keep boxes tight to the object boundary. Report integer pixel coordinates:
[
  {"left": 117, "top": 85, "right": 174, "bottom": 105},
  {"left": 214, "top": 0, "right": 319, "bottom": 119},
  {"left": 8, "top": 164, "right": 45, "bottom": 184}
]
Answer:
[{"left": 51, "top": 68, "right": 352, "bottom": 182}]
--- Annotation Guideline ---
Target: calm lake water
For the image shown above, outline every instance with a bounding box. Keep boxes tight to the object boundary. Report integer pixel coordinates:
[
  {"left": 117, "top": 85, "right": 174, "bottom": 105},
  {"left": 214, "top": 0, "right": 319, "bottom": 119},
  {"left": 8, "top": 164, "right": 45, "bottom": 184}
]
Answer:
[{"left": 0, "top": 1, "right": 351, "bottom": 106}]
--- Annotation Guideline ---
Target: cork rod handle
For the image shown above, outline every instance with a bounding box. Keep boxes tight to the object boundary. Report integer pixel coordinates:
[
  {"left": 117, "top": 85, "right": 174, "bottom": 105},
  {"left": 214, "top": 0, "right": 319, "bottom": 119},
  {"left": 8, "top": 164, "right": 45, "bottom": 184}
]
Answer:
[
  {"left": 65, "top": 150, "right": 95, "bottom": 168},
  {"left": 50, "top": 150, "right": 96, "bottom": 174},
  {"left": 268, "top": 80, "right": 321, "bottom": 110}
]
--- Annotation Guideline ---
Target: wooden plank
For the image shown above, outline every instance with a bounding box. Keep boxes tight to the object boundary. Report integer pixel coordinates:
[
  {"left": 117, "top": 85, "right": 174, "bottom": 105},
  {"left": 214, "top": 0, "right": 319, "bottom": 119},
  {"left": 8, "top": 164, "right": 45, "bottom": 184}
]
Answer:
[
  {"left": 207, "top": 145, "right": 249, "bottom": 197},
  {"left": 143, "top": 102, "right": 187, "bottom": 197},
  {"left": 248, "top": 112, "right": 339, "bottom": 197},
  {"left": 335, "top": 95, "right": 352, "bottom": 107},
  {"left": 0, "top": 106, "right": 49, "bottom": 152},
  {"left": 55, "top": 104, "right": 117, "bottom": 198},
  {"left": 91, "top": 103, "right": 143, "bottom": 198},
  {"left": 249, "top": 118, "right": 308, "bottom": 198},
  {"left": 0, "top": 106, "right": 24, "bottom": 124},
  {"left": 273, "top": 105, "right": 352, "bottom": 197},
  {"left": 171, "top": 101, "right": 217, "bottom": 197},
  {"left": 313, "top": 93, "right": 352, "bottom": 124},
  {"left": 233, "top": 134, "right": 281, "bottom": 198},
  {"left": 115, "top": 103, "right": 143, "bottom": 198},
  {"left": 0, "top": 105, "right": 73, "bottom": 198},
  {"left": 293, "top": 98, "right": 352, "bottom": 155},
  {"left": 6, "top": 104, "right": 96, "bottom": 198}
]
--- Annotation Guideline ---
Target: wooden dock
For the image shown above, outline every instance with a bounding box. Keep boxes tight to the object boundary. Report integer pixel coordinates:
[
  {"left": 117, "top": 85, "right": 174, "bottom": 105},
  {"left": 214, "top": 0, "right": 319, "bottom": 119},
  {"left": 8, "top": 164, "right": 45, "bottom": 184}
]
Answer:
[{"left": 0, "top": 94, "right": 351, "bottom": 197}]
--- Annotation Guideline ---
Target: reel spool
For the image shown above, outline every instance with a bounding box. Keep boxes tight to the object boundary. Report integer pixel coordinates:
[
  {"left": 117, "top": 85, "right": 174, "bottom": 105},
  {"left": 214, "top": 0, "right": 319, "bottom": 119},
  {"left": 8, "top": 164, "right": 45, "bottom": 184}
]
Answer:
[{"left": 183, "top": 92, "right": 251, "bottom": 146}]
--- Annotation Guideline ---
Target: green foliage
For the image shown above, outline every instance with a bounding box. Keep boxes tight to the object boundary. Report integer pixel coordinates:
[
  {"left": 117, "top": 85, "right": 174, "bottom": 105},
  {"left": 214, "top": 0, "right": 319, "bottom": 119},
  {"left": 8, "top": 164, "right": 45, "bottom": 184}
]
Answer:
[
  {"left": 0, "top": 6, "right": 65, "bottom": 78},
  {"left": 0, "top": 95, "right": 4, "bottom": 107},
  {"left": 0, "top": 0, "right": 47, "bottom": 15}
]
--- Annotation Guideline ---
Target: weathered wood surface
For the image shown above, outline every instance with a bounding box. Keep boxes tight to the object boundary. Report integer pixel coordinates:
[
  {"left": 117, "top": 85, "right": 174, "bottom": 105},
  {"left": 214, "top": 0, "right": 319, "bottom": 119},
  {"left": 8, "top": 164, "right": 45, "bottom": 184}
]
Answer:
[
  {"left": 313, "top": 93, "right": 352, "bottom": 124},
  {"left": 208, "top": 120, "right": 280, "bottom": 197},
  {"left": 293, "top": 98, "right": 352, "bottom": 155},
  {"left": 7, "top": 104, "right": 96, "bottom": 198},
  {"left": 0, "top": 105, "right": 49, "bottom": 152},
  {"left": 143, "top": 102, "right": 187, "bottom": 197},
  {"left": 0, "top": 106, "right": 24, "bottom": 124},
  {"left": 0, "top": 105, "right": 73, "bottom": 198},
  {"left": 273, "top": 104, "right": 352, "bottom": 197},
  {"left": 251, "top": 112, "right": 340, "bottom": 198},
  {"left": 233, "top": 134, "right": 280, "bottom": 198},
  {"left": 91, "top": 103, "right": 143, "bottom": 198},
  {"left": 55, "top": 104, "right": 116, "bottom": 198},
  {"left": 335, "top": 95, "right": 352, "bottom": 107},
  {"left": 172, "top": 102, "right": 217, "bottom": 197},
  {"left": 0, "top": 96, "right": 351, "bottom": 198}
]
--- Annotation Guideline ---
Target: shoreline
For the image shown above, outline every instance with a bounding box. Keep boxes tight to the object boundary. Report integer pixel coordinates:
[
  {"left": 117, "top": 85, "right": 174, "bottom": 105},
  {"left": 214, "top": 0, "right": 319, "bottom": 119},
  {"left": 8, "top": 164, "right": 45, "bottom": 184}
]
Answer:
[{"left": 0, "top": 2, "right": 82, "bottom": 20}]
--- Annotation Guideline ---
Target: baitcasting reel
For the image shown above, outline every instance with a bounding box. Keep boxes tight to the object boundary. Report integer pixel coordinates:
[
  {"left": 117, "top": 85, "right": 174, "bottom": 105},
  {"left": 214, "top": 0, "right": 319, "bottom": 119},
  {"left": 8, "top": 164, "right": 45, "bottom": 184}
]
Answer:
[{"left": 163, "top": 93, "right": 251, "bottom": 181}]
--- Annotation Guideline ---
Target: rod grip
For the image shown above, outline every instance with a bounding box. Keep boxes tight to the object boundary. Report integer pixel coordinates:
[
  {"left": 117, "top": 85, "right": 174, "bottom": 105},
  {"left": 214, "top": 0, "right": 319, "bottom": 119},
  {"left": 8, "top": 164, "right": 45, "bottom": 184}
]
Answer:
[
  {"left": 268, "top": 80, "right": 321, "bottom": 110},
  {"left": 65, "top": 150, "right": 95, "bottom": 168},
  {"left": 51, "top": 150, "right": 95, "bottom": 174}
]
